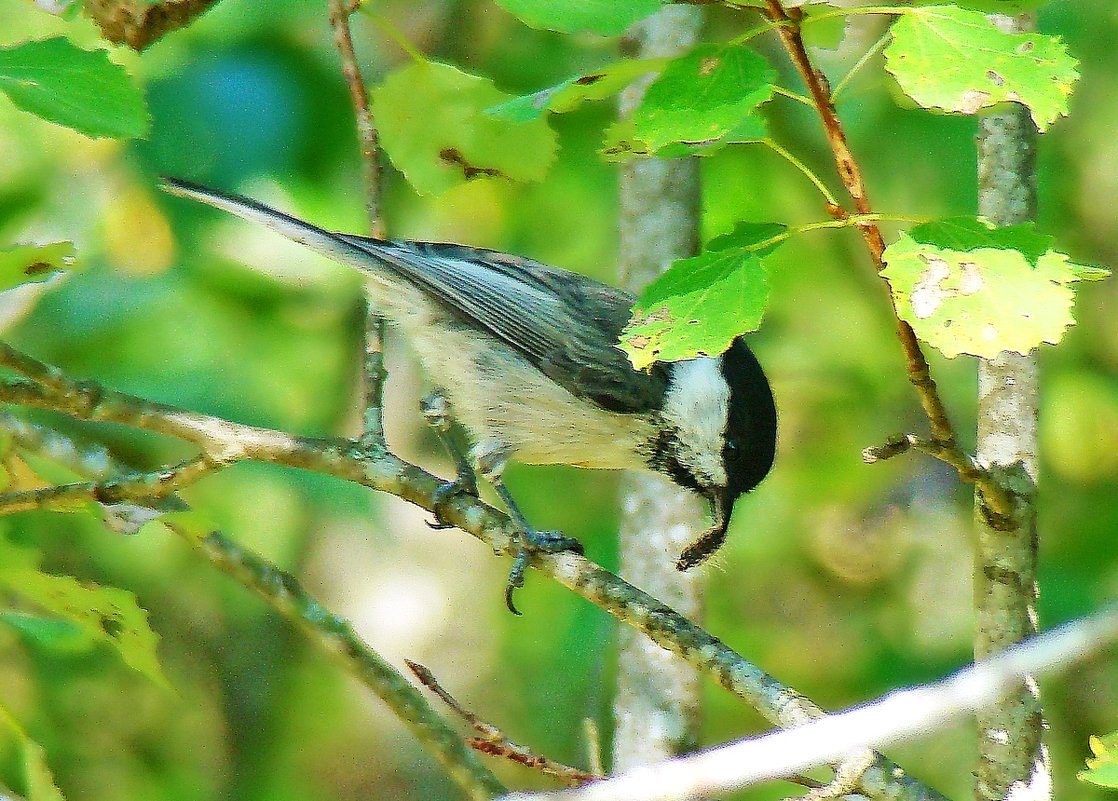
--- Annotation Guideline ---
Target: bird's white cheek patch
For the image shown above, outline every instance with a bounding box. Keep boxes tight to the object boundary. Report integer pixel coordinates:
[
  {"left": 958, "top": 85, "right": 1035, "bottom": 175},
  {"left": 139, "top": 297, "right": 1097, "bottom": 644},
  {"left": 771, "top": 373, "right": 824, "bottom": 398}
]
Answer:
[{"left": 661, "top": 357, "right": 730, "bottom": 487}]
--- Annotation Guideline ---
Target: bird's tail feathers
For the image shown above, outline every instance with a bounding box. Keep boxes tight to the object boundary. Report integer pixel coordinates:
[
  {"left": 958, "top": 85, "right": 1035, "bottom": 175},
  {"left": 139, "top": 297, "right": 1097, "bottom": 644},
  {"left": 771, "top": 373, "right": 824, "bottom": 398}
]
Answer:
[{"left": 160, "top": 177, "right": 391, "bottom": 277}]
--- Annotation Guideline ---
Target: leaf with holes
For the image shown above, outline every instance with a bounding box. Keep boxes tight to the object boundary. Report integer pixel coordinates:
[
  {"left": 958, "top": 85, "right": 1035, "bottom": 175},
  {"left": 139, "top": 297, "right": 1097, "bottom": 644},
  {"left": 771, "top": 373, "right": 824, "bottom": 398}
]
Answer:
[
  {"left": 0, "top": 37, "right": 148, "bottom": 139},
  {"left": 882, "top": 223, "right": 1108, "bottom": 359},
  {"left": 631, "top": 44, "right": 776, "bottom": 151},
  {"left": 371, "top": 60, "right": 557, "bottom": 196},
  {"left": 0, "top": 544, "right": 168, "bottom": 688},
  {"left": 486, "top": 58, "right": 667, "bottom": 122},
  {"left": 0, "top": 242, "right": 79, "bottom": 293},
  {"left": 601, "top": 112, "right": 768, "bottom": 161},
  {"left": 620, "top": 247, "right": 771, "bottom": 370},
  {"left": 494, "top": 0, "right": 662, "bottom": 35},
  {"left": 884, "top": 6, "right": 1078, "bottom": 131}
]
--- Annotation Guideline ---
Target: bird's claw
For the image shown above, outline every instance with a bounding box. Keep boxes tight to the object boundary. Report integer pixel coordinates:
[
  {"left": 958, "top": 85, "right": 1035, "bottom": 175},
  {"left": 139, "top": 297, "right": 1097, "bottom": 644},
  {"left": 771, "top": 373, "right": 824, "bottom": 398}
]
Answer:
[
  {"left": 504, "top": 528, "right": 583, "bottom": 615},
  {"left": 426, "top": 473, "right": 479, "bottom": 530}
]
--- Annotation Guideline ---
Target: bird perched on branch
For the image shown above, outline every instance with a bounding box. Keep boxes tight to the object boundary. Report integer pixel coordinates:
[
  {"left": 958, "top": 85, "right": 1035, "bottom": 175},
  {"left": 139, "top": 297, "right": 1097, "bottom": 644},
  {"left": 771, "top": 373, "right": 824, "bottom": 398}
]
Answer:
[{"left": 163, "top": 178, "right": 777, "bottom": 612}]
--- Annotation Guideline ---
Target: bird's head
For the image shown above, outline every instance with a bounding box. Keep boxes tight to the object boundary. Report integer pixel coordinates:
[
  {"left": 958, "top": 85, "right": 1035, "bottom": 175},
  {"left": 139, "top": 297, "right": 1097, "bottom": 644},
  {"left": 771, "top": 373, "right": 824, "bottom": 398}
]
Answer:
[{"left": 651, "top": 338, "right": 777, "bottom": 569}]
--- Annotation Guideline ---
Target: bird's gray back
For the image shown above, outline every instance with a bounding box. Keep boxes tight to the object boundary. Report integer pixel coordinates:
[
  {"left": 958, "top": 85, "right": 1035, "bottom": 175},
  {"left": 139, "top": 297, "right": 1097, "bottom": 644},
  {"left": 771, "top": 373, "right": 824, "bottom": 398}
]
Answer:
[{"left": 336, "top": 235, "right": 669, "bottom": 414}]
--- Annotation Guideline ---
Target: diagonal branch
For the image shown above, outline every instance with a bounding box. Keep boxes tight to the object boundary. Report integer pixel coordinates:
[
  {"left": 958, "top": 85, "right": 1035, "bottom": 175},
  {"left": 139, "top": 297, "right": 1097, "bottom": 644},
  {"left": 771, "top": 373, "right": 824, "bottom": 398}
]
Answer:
[
  {"left": 1, "top": 413, "right": 507, "bottom": 801},
  {"left": 760, "top": 0, "right": 1014, "bottom": 520},
  {"left": 0, "top": 341, "right": 945, "bottom": 801},
  {"left": 502, "top": 606, "right": 1118, "bottom": 801}
]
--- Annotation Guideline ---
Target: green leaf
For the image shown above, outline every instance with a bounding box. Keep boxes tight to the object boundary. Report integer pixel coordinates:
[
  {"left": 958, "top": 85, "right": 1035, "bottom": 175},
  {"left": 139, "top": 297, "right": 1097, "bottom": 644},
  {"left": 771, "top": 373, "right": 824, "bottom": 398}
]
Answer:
[
  {"left": 1081, "top": 733, "right": 1118, "bottom": 789},
  {"left": 371, "top": 60, "right": 558, "bottom": 196},
  {"left": 707, "top": 221, "right": 788, "bottom": 257},
  {"left": 909, "top": 0, "right": 1046, "bottom": 11},
  {"left": 632, "top": 44, "right": 776, "bottom": 151},
  {"left": 601, "top": 112, "right": 769, "bottom": 161},
  {"left": 620, "top": 247, "right": 771, "bottom": 370},
  {"left": 494, "top": 0, "right": 662, "bottom": 35},
  {"left": 0, "top": 37, "right": 149, "bottom": 139},
  {"left": 0, "top": 703, "right": 65, "bottom": 801},
  {"left": 0, "top": 557, "right": 168, "bottom": 688},
  {"left": 908, "top": 217, "right": 1052, "bottom": 265},
  {"left": 599, "top": 51, "right": 773, "bottom": 161},
  {"left": 884, "top": 6, "right": 1078, "bottom": 131},
  {"left": 881, "top": 223, "right": 1108, "bottom": 359},
  {"left": 486, "top": 58, "right": 668, "bottom": 122},
  {"left": 0, "top": 610, "right": 93, "bottom": 652},
  {"left": 0, "top": 242, "right": 78, "bottom": 293}
]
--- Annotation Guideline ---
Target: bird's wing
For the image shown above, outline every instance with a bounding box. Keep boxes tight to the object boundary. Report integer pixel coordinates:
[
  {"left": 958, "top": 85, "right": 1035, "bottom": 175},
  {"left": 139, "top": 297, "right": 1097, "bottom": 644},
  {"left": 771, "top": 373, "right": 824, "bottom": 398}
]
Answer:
[
  {"left": 336, "top": 235, "right": 668, "bottom": 413},
  {"left": 159, "top": 178, "right": 665, "bottom": 413}
]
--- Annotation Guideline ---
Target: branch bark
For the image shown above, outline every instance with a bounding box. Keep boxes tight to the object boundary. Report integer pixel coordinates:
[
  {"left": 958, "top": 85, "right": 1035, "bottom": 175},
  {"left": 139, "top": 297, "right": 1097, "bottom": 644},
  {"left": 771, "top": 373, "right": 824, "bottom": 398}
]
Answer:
[
  {"left": 326, "top": 0, "right": 389, "bottom": 447},
  {"left": 615, "top": 5, "right": 705, "bottom": 772},
  {"left": 760, "top": 1, "right": 1013, "bottom": 520},
  {"left": 973, "top": 13, "right": 1046, "bottom": 801},
  {"left": 502, "top": 607, "right": 1118, "bottom": 801},
  {"left": 0, "top": 413, "right": 507, "bottom": 801},
  {"left": 0, "top": 342, "right": 944, "bottom": 801}
]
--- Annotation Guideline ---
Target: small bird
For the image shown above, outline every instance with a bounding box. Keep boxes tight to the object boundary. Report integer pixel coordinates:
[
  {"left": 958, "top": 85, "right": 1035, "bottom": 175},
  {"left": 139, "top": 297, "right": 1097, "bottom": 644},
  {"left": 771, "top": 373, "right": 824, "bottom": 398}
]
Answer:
[{"left": 162, "top": 178, "right": 777, "bottom": 611}]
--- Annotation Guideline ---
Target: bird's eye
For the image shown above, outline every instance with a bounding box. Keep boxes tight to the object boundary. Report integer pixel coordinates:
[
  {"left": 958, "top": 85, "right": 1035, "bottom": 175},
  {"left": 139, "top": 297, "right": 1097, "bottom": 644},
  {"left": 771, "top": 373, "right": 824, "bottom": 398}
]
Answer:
[{"left": 725, "top": 439, "right": 741, "bottom": 460}]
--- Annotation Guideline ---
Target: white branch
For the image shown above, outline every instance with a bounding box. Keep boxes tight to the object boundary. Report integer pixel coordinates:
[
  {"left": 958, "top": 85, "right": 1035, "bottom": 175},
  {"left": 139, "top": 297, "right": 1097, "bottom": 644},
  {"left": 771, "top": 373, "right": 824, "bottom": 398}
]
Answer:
[{"left": 503, "top": 608, "right": 1118, "bottom": 801}]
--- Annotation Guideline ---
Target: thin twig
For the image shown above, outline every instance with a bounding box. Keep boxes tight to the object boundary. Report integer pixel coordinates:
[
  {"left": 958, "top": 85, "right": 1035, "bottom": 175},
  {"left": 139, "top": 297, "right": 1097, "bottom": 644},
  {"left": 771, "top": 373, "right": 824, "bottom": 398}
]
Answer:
[
  {"left": 182, "top": 527, "right": 506, "bottom": 801},
  {"left": 0, "top": 457, "right": 214, "bottom": 514},
  {"left": 862, "top": 433, "right": 1016, "bottom": 518},
  {"left": 760, "top": 0, "right": 1014, "bottom": 521},
  {"left": 327, "top": 0, "right": 388, "bottom": 447},
  {"left": 407, "top": 660, "right": 598, "bottom": 788}
]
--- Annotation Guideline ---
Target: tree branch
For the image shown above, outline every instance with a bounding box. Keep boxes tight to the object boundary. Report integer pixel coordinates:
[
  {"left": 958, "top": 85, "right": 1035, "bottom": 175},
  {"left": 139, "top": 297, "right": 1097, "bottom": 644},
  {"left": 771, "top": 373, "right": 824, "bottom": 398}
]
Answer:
[
  {"left": 326, "top": 0, "right": 389, "bottom": 447},
  {"left": 0, "top": 342, "right": 945, "bottom": 801},
  {"left": 407, "top": 660, "right": 599, "bottom": 788},
  {"left": 759, "top": 1, "right": 1018, "bottom": 519},
  {"left": 615, "top": 4, "right": 705, "bottom": 772},
  {"left": 501, "top": 606, "right": 1118, "bottom": 801},
  {"left": 1, "top": 413, "right": 507, "bottom": 801},
  {"left": 973, "top": 12, "right": 1045, "bottom": 801}
]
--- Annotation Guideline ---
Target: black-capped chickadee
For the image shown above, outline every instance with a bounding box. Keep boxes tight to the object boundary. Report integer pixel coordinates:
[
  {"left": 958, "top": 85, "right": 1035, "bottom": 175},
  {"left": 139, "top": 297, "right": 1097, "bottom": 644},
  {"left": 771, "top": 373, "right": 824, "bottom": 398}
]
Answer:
[{"left": 162, "top": 178, "right": 777, "bottom": 610}]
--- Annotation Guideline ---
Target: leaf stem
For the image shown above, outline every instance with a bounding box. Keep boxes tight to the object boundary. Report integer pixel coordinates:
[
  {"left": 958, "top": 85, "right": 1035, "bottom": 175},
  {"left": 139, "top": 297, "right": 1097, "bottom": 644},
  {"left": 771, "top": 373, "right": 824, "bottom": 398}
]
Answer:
[
  {"left": 730, "top": 17, "right": 791, "bottom": 46},
  {"left": 761, "top": 0, "right": 963, "bottom": 453},
  {"left": 770, "top": 85, "right": 815, "bottom": 108},
  {"left": 832, "top": 29, "right": 892, "bottom": 103},
  {"left": 760, "top": 139, "right": 838, "bottom": 206},
  {"left": 358, "top": 5, "right": 426, "bottom": 64},
  {"left": 802, "top": 6, "right": 909, "bottom": 25}
]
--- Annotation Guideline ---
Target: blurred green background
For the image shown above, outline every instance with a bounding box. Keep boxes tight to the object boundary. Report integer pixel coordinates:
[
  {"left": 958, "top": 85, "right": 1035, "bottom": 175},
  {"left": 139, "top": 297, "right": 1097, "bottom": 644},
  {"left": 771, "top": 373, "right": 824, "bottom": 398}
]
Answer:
[{"left": 0, "top": 1, "right": 1115, "bottom": 799}]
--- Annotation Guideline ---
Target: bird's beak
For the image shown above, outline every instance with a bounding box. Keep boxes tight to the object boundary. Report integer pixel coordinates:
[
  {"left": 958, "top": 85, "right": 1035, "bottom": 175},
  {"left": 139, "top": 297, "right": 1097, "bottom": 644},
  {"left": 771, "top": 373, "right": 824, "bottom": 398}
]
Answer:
[{"left": 676, "top": 489, "right": 734, "bottom": 571}]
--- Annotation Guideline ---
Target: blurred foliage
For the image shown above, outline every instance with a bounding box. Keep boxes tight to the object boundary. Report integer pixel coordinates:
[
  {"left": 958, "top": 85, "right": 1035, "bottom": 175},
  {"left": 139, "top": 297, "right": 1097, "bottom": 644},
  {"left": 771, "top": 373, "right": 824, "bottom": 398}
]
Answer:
[{"left": 0, "top": 1, "right": 1114, "bottom": 801}]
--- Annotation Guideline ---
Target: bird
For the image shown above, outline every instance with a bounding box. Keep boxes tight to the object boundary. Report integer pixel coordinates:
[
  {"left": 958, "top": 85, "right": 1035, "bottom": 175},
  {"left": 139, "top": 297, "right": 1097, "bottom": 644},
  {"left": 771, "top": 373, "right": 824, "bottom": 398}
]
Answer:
[{"left": 162, "top": 178, "right": 777, "bottom": 612}]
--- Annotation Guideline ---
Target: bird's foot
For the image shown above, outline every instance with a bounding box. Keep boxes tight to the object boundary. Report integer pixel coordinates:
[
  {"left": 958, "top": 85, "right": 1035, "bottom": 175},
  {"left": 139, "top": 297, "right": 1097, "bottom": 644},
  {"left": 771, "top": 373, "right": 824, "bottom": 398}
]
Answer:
[
  {"left": 504, "top": 528, "right": 583, "bottom": 615},
  {"left": 427, "top": 471, "right": 479, "bottom": 530}
]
